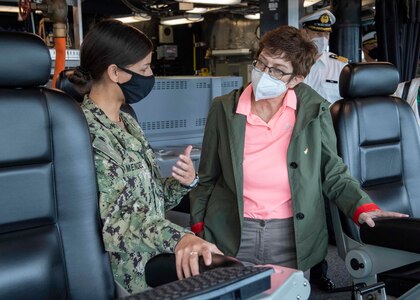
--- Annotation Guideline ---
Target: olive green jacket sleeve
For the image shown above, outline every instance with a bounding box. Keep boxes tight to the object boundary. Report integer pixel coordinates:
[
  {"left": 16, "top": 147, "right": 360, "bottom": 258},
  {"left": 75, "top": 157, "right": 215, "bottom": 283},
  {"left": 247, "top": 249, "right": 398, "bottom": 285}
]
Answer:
[
  {"left": 190, "top": 98, "right": 222, "bottom": 225},
  {"left": 190, "top": 89, "right": 246, "bottom": 228}
]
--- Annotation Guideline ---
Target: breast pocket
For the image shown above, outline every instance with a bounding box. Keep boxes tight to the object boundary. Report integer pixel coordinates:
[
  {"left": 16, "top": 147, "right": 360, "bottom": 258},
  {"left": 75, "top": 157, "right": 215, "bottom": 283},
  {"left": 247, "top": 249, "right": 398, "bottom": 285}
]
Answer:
[
  {"left": 92, "top": 137, "right": 124, "bottom": 167},
  {"left": 321, "top": 81, "right": 341, "bottom": 103}
]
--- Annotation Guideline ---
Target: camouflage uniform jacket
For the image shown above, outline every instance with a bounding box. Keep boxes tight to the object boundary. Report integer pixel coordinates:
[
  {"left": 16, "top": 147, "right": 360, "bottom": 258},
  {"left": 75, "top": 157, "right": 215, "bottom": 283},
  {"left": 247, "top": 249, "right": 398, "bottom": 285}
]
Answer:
[{"left": 82, "top": 98, "right": 192, "bottom": 294}]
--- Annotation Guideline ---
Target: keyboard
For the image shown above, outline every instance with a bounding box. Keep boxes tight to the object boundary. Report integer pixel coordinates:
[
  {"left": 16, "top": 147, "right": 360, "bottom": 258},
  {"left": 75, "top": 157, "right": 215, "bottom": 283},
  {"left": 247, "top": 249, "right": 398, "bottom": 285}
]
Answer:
[{"left": 123, "top": 266, "right": 274, "bottom": 300}]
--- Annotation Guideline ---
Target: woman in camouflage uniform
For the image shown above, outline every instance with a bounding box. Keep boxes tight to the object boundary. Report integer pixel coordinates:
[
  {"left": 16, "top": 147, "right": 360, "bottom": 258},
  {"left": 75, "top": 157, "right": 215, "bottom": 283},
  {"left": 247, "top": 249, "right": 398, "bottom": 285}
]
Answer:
[{"left": 69, "top": 19, "right": 222, "bottom": 294}]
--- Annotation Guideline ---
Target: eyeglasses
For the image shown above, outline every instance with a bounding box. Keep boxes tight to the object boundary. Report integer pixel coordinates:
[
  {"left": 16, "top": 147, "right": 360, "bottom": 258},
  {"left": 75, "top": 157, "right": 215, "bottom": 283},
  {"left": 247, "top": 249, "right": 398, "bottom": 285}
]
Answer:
[{"left": 252, "top": 59, "right": 294, "bottom": 80}]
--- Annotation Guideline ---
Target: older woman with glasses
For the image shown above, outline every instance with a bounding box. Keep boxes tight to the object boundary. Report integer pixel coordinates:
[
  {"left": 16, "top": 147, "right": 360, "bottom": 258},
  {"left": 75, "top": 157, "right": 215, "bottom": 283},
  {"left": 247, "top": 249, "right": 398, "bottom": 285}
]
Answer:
[{"left": 189, "top": 25, "right": 407, "bottom": 273}]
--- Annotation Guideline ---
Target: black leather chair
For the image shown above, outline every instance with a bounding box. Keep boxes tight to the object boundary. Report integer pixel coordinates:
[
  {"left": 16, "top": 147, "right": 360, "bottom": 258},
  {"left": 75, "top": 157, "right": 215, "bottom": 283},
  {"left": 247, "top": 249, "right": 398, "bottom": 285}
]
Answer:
[
  {"left": 0, "top": 31, "right": 115, "bottom": 299},
  {"left": 330, "top": 62, "right": 420, "bottom": 298}
]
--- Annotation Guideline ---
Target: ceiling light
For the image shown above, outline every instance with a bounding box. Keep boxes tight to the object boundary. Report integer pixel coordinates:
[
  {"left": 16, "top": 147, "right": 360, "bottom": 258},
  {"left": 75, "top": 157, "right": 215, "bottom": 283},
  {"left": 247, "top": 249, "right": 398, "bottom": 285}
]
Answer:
[
  {"left": 0, "top": 5, "right": 19, "bottom": 13},
  {"left": 244, "top": 13, "right": 260, "bottom": 20},
  {"left": 160, "top": 14, "right": 204, "bottom": 26},
  {"left": 187, "top": 7, "right": 210, "bottom": 14},
  {"left": 303, "top": 0, "right": 322, "bottom": 7},
  {"left": 115, "top": 14, "right": 151, "bottom": 23},
  {"left": 187, "top": 7, "right": 223, "bottom": 14},
  {"left": 176, "top": 0, "right": 241, "bottom": 5}
]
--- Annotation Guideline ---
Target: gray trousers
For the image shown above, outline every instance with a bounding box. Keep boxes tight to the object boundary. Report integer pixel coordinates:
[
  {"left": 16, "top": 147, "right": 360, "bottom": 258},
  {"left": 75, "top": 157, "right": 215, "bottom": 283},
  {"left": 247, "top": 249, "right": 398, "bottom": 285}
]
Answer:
[{"left": 236, "top": 217, "right": 297, "bottom": 269}]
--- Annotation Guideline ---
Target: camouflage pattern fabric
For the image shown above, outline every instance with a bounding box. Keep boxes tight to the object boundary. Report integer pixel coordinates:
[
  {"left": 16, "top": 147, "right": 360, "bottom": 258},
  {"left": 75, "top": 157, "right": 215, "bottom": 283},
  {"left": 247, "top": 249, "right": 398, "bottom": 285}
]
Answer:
[{"left": 82, "top": 98, "right": 192, "bottom": 294}]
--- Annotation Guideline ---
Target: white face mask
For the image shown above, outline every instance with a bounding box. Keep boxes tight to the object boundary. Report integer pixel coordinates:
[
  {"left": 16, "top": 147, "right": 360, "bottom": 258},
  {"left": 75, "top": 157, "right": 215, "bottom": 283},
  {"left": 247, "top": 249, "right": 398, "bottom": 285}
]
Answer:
[
  {"left": 251, "top": 69, "right": 288, "bottom": 101},
  {"left": 312, "top": 36, "right": 329, "bottom": 54}
]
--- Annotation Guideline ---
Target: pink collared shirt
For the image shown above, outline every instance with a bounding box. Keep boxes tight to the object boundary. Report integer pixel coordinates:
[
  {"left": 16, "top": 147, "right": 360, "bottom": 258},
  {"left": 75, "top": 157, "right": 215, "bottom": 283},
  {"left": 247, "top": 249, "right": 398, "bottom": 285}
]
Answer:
[{"left": 236, "top": 84, "right": 297, "bottom": 219}]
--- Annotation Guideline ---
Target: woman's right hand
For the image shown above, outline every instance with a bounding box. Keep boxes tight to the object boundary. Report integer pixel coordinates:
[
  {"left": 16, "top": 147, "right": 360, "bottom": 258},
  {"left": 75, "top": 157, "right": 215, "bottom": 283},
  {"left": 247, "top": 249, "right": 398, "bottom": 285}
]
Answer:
[{"left": 174, "top": 233, "right": 223, "bottom": 280}]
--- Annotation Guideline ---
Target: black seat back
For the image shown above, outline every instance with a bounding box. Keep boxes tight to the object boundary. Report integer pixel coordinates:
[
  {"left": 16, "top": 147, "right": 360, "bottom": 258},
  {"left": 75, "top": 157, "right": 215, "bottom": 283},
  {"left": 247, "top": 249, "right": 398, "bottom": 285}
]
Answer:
[
  {"left": 0, "top": 31, "right": 115, "bottom": 300},
  {"left": 330, "top": 62, "right": 420, "bottom": 241}
]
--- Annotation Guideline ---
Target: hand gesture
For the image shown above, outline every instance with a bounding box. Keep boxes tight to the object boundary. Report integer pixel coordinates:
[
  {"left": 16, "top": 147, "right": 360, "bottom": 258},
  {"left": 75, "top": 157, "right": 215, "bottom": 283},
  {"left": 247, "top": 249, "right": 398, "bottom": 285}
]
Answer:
[{"left": 172, "top": 145, "right": 196, "bottom": 186}]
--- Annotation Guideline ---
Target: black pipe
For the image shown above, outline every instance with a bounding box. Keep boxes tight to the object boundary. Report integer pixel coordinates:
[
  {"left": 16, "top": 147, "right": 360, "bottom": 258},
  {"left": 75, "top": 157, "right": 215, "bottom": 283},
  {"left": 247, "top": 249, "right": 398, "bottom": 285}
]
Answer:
[{"left": 330, "top": 0, "right": 361, "bottom": 63}]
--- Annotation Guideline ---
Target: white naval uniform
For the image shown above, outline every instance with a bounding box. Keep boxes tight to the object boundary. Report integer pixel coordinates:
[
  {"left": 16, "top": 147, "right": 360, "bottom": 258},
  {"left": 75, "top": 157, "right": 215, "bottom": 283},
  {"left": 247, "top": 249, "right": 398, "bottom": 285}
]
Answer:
[{"left": 304, "top": 51, "right": 347, "bottom": 103}]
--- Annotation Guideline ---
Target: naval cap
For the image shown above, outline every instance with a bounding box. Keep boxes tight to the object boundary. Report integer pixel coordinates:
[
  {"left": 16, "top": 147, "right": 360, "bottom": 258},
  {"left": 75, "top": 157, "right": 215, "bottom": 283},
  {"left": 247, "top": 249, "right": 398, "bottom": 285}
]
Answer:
[
  {"left": 362, "top": 31, "right": 377, "bottom": 45},
  {"left": 300, "top": 9, "right": 336, "bottom": 32}
]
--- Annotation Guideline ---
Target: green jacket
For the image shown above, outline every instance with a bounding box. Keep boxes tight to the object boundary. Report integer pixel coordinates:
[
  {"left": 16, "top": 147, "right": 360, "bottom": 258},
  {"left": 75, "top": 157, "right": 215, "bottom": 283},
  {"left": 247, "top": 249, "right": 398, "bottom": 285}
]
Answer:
[{"left": 190, "top": 83, "right": 373, "bottom": 271}]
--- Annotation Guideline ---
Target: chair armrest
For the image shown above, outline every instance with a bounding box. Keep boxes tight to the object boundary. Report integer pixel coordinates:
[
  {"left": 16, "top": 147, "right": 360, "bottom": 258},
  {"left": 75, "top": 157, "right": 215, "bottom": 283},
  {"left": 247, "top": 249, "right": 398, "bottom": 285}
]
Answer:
[
  {"left": 145, "top": 253, "right": 178, "bottom": 287},
  {"left": 360, "top": 217, "right": 420, "bottom": 254}
]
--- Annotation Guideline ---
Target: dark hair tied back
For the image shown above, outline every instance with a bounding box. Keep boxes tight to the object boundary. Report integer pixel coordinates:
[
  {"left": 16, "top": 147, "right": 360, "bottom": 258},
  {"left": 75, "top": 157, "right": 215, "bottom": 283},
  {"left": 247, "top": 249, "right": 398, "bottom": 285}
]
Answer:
[
  {"left": 75, "top": 66, "right": 91, "bottom": 80},
  {"left": 68, "top": 66, "right": 92, "bottom": 95}
]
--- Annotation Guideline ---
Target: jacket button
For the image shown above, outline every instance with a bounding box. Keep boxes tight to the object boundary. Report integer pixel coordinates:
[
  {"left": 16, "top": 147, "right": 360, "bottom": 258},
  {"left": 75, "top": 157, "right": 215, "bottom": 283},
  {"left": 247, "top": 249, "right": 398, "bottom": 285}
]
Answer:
[
  {"left": 290, "top": 162, "right": 298, "bottom": 169},
  {"left": 322, "top": 107, "right": 326, "bottom": 111},
  {"left": 296, "top": 212, "right": 305, "bottom": 220}
]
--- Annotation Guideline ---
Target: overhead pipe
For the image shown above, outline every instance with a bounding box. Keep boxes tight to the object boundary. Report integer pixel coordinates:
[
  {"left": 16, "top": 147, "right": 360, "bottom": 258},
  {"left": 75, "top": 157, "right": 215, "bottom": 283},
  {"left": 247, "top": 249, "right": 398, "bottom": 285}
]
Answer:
[
  {"left": 33, "top": 0, "right": 68, "bottom": 87},
  {"left": 47, "top": 0, "right": 68, "bottom": 88}
]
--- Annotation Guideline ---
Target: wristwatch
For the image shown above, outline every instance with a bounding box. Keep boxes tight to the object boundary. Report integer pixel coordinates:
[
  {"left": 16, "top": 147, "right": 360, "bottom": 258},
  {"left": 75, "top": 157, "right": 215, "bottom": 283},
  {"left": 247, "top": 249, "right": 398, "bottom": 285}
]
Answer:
[{"left": 184, "top": 173, "right": 199, "bottom": 189}]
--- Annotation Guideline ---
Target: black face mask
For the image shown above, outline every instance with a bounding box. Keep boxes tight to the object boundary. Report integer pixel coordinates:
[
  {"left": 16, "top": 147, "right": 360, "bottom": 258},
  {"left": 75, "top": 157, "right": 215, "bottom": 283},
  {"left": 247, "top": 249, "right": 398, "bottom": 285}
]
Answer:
[
  {"left": 368, "top": 47, "right": 379, "bottom": 60},
  {"left": 117, "top": 66, "right": 155, "bottom": 104}
]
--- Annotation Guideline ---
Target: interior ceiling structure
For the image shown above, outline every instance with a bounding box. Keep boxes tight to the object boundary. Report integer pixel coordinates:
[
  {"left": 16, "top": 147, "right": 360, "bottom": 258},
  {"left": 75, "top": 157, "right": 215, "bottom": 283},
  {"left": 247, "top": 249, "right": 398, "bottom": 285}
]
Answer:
[
  {"left": 0, "top": 0, "right": 376, "bottom": 20},
  {"left": 81, "top": 0, "right": 259, "bottom": 18},
  {"left": 80, "top": 0, "right": 376, "bottom": 19}
]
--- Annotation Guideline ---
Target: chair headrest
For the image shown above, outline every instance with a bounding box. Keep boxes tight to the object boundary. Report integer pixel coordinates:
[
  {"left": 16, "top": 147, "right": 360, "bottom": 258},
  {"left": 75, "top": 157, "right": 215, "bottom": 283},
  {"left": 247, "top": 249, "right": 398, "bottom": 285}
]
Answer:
[
  {"left": 0, "top": 31, "right": 51, "bottom": 87},
  {"left": 56, "top": 69, "right": 84, "bottom": 102},
  {"left": 339, "top": 62, "right": 400, "bottom": 98}
]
